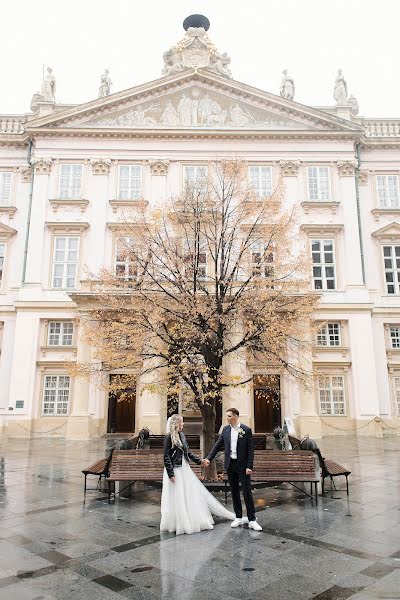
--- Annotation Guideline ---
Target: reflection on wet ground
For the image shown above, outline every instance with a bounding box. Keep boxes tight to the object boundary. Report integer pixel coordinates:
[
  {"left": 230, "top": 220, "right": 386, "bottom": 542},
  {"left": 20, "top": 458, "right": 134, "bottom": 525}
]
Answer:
[{"left": 0, "top": 435, "right": 399, "bottom": 599}]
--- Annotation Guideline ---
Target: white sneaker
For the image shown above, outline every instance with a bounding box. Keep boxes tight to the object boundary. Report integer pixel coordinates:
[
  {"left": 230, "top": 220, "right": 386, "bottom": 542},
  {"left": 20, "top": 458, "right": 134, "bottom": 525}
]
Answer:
[
  {"left": 242, "top": 517, "right": 249, "bottom": 525},
  {"left": 248, "top": 520, "right": 262, "bottom": 531},
  {"left": 231, "top": 518, "right": 243, "bottom": 528}
]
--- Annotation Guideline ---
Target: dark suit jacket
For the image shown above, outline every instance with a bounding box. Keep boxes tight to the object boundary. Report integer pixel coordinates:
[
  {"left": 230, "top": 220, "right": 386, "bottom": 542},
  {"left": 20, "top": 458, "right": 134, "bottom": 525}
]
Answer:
[{"left": 206, "top": 424, "right": 254, "bottom": 471}]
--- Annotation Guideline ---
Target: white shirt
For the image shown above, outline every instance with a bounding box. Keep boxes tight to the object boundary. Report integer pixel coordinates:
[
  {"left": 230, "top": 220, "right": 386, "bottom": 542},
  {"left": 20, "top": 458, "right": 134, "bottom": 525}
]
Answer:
[{"left": 230, "top": 422, "right": 241, "bottom": 459}]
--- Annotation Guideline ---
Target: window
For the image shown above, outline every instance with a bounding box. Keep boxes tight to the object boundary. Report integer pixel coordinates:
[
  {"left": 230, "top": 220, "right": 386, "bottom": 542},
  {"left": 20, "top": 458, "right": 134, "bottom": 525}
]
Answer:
[
  {"left": 183, "top": 239, "right": 207, "bottom": 280},
  {"left": 390, "top": 326, "right": 400, "bottom": 349},
  {"left": 115, "top": 236, "right": 138, "bottom": 281},
  {"left": 307, "top": 167, "right": 330, "bottom": 201},
  {"left": 251, "top": 241, "right": 274, "bottom": 280},
  {"left": 183, "top": 165, "right": 207, "bottom": 196},
  {"left": 0, "top": 242, "right": 5, "bottom": 285},
  {"left": 376, "top": 175, "right": 400, "bottom": 209},
  {"left": 316, "top": 323, "right": 341, "bottom": 346},
  {"left": 0, "top": 172, "right": 12, "bottom": 205},
  {"left": 393, "top": 377, "right": 400, "bottom": 415},
  {"left": 383, "top": 245, "right": 400, "bottom": 294},
  {"left": 249, "top": 166, "right": 272, "bottom": 198},
  {"left": 311, "top": 239, "right": 336, "bottom": 290},
  {"left": 42, "top": 375, "right": 70, "bottom": 415},
  {"left": 48, "top": 322, "right": 74, "bottom": 346},
  {"left": 318, "top": 375, "right": 345, "bottom": 415},
  {"left": 58, "top": 164, "right": 83, "bottom": 199},
  {"left": 52, "top": 236, "right": 80, "bottom": 289},
  {"left": 118, "top": 165, "right": 142, "bottom": 200}
]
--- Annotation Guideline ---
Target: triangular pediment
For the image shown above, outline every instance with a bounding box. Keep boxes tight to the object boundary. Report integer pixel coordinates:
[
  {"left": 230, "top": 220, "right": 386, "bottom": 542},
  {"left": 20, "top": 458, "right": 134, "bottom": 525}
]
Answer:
[
  {"left": 372, "top": 222, "right": 400, "bottom": 239},
  {"left": 0, "top": 222, "right": 17, "bottom": 238},
  {"left": 27, "top": 70, "right": 362, "bottom": 134}
]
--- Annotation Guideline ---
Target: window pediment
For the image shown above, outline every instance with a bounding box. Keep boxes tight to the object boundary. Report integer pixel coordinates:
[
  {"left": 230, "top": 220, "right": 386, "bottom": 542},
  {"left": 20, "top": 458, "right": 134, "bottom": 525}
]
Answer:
[
  {"left": 372, "top": 222, "right": 400, "bottom": 241},
  {"left": 300, "top": 223, "right": 343, "bottom": 235},
  {"left": 0, "top": 222, "right": 17, "bottom": 239}
]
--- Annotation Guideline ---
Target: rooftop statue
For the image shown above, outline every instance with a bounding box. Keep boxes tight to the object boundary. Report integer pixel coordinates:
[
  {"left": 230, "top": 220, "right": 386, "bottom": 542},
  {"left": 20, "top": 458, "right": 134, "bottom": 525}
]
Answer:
[
  {"left": 98, "top": 69, "right": 112, "bottom": 98},
  {"left": 162, "top": 15, "right": 232, "bottom": 79},
  {"left": 41, "top": 67, "right": 56, "bottom": 102},
  {"left": 280, "top": 69, "right": 295, "bottom": 101},
  {"left": 333, "top": 69, "right": 348, "bottom": 105}
]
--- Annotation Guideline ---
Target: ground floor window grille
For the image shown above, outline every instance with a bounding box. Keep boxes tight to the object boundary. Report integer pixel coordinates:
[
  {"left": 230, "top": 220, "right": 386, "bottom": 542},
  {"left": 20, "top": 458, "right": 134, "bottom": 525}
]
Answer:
[
  {"left": 318, "top": 375, "right": 345, "bottom": 415},
  {"left": 42, "top": 375, "right": 70, "bottom": 415}
]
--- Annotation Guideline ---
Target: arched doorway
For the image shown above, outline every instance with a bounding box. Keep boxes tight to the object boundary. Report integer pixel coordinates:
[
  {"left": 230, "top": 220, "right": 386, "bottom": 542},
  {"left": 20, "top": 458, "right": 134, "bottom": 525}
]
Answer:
[
  {"left": 253, "top": 374, "right": 281, "bottom": 433},
  {"left": 107, "top": 375, "right": 136, "bottom": 433}
]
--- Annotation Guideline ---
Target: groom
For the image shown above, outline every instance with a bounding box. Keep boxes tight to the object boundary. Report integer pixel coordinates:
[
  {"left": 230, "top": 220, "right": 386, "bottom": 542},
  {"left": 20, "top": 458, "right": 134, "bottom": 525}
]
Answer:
[{"left": 203, "top": 408, "right": 262, "bottom": 531}]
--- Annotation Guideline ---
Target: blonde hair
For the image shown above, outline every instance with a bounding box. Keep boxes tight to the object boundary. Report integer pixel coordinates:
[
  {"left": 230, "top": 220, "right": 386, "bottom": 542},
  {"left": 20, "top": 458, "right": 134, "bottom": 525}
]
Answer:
[{"left": 168, "top": 414, "right": 183, "bottom": 448}]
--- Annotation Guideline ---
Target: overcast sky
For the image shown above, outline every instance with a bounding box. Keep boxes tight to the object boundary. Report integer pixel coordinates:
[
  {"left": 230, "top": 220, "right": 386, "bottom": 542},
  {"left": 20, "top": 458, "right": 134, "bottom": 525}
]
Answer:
[{"left": 1, "top": 0, "right": 399, "bottom": 117}]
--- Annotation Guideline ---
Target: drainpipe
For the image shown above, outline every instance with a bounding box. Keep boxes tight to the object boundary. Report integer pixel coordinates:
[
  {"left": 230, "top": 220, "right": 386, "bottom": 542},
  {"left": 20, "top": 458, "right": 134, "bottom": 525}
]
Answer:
[
  {"left": 355, "top": 142, "right": 366, "bottom": 285},
  {"left": 22, "top": 140, "right": 34, "bottom": 283}
]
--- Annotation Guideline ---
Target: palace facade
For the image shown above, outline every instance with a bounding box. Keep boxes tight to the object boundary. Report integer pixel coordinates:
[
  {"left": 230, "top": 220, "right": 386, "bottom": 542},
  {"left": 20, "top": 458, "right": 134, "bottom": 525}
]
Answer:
[{"left": 1, "top": 18, "right": 400, "bottom": 440}]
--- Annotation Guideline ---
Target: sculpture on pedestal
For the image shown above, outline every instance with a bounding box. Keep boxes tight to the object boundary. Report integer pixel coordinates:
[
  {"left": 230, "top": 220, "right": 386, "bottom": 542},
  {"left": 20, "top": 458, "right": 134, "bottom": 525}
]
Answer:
[{"left": 280, "top": 69, "right": 295, "bottom": 101}]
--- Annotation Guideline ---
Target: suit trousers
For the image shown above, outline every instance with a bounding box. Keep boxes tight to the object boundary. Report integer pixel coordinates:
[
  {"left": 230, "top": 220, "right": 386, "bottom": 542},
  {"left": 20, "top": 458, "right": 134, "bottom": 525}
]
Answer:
[{"left": 227, "top": 459, "right": 255, "bottom": 522}]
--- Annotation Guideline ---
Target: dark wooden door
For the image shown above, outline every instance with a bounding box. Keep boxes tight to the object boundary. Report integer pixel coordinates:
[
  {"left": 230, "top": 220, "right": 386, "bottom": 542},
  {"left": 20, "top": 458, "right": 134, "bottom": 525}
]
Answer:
[
  {"left": 108, "top": 379, "right": 136, "bottom": 433},
  {"left": 253, "top": 375, "right": 281, "bottom": 433}
]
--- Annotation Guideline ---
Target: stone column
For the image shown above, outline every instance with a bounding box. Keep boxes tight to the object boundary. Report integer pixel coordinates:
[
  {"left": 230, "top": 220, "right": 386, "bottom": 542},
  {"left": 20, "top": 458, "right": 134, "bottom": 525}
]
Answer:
[{"left": 66, "top": 329, "right": 92, "bottom": 439}]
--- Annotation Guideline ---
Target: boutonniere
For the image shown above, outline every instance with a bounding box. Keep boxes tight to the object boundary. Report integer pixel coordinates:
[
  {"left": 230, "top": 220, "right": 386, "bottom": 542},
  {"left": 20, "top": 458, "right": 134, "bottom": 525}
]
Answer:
[{"left": 237, "top": 427, "right": 245, "bottom": 438}]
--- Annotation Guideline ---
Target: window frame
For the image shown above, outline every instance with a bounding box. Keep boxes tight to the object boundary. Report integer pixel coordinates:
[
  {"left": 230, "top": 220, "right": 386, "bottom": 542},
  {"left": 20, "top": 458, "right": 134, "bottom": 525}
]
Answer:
[
  {"left": 117, "top": 164, "right": 143, "bottom": 200},
  {"left": 316, "top": 322, "right": 341, "bottom": 347},
  {"left": 382, "top": 244, "right": 400, "bottom": 295},
  {"left": 114, "top": 235, "right": 138, "bottom": 282},
  {"left": 41, "top": 374, "right": 71, "bottom": 416},
  {"left": 306, "top": 166, "right": 331, "bottom": 202},
  {"left": 57, "top": 163, "right": 84, "bottom": 200},
  {"left": 47, "top": 321, "right": 75, "bottom": 347},
  {"left": 51, "top": 235, "right": 81, "bottom": 290},
  {"left": 311, "top": 238, "right": 337, "bottom": 291},
  {"left": 0, "top": 170, "right": 13, "bottom": 206},
  {"left": 248, "top": 165, "right": 273, "bottom": 199},
  {"left": 182, "top": 164, "right": 208, "bottom": 197},
  {"left": 317, "top": 374, "right": 346, "bottom": 416},
  {"left": 375, "top": 174, "right": 400, "bottom": 209}
]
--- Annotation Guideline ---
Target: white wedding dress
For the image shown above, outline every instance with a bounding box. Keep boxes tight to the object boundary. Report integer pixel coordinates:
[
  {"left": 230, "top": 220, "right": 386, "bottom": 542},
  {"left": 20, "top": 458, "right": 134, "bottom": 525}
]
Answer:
[{"left": 160, "top": 458, "right": 235, "bottom": 536}]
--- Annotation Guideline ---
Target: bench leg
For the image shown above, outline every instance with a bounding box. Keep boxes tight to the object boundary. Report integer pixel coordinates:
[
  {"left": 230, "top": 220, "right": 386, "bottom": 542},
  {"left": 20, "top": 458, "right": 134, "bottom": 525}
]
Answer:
[
  {"left": 225, "top": 481, "right": 227, "bottom": 504},
  {"left": 108, "top": 480, "right": 111, "bottom": 504},
  {"left": 315, "top": 482, "right": 318, "bottom": 505},
  {"left": 321, "top": 476, "right": 325, "bottom": 495},
  {"left": 83, "top": 474, "right": 87, "bottom": 505},
  {"left": 346, "top": 475, "right": 349, "bottom": 496}
]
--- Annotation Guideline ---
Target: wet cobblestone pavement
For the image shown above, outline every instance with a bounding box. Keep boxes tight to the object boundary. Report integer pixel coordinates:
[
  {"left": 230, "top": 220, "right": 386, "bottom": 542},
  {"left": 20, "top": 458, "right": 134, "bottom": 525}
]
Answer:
[{"left": 0, "top": 435, "right": 399, "bottom": 599}]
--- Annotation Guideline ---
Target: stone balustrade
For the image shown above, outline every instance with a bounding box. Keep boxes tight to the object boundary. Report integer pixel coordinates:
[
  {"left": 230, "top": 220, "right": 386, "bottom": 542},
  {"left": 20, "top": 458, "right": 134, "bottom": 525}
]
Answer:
[
  {"left": 362, "top": 119, "right": 400, "bottom": 137},
  {"left": 0, "top": 117, "right": 26, "bottom": 134}
]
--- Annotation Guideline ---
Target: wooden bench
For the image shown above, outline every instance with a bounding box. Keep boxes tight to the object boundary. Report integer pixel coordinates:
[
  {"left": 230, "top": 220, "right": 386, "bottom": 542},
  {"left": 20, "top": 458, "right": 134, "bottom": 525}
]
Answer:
[
  {"left": 82, "top": 450, "right": 113, "bottom": 504},
  {"left": 288, "top": 435, "right": 351, "bottom": 496},
  {"left": 223, "top": 450, "right": 320, "bottom": 504},
  {"left": 106, "top": 450, "right": 203, "bottom": 502}
]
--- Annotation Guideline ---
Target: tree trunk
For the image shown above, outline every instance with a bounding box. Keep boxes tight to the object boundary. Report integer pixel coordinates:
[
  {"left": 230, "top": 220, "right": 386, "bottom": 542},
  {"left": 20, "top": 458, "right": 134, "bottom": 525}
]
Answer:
[{"left": 201, "top": 401, "right": 218, "bottom": 480}]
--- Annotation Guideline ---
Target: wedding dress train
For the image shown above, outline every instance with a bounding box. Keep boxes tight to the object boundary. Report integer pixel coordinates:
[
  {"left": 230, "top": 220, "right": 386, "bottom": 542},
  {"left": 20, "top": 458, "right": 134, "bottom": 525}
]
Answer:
[{"left": 160, "top": 459, "right": 235, "bottom": 535}]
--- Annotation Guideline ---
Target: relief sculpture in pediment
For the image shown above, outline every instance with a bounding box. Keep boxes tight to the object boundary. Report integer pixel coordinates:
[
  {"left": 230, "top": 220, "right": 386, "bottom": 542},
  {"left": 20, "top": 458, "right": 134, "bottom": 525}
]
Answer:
[{"left": 87, "top": 90, "right": 301, "bottom": 130}]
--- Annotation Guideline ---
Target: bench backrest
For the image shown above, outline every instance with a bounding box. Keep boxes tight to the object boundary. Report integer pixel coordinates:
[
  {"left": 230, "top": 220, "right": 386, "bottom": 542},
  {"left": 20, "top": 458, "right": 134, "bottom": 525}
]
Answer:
[
  {"left": 109, "top": 450, "right": 202, "bottom": 480},
  {"left": 148, "top": 434, "right": 200, "bottom": 449},
  {"left": 253, "top": 450, "right": 318, "bottom": 477}
]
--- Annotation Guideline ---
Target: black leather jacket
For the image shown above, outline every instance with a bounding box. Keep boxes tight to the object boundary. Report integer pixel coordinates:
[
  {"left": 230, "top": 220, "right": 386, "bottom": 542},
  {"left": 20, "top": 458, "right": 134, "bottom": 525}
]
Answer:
[{"left": 163, "top": 432, "right": 201, "bottom": 479}]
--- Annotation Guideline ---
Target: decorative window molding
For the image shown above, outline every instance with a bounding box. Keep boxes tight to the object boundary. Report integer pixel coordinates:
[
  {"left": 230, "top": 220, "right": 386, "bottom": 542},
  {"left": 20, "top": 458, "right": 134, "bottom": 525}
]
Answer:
[
  {"left": 300, "top": 224, "right": 343, "bottom": 235},
  {"left": 391, "top": 374, "right": 400, "bottom": 416},
  {"left": 316, "top": 322, "right": 341, "bottom": 347},
  {"left": 358, "top": 169, "right": 371, "bottom": 186},
  {"left": 337, "top": 161, "right": 357, "bottom": 177},
  {"left": 17, "top": 166, "right": 33, "bottom": 183},
  {"left": 301, "top": 201, "right": 340, "bottom": 215},
  {"left": 47, "top": 321, "right": 75, "bottom": 347},
  {"left": 31, "top": 157, "right": 52, "bottom": 175},
  {"left": 46, "top": 222, "right": 90, "bottom": 233},
  {"left": 375, "top": 174, "right": 400, "bottom": 209},
  {"left": 108, "top": 199, "right": 148, "bottom": 213},
  {"left": 310, "top": 238, "right": 337, "bottom": 291},
  {"left": 148, "top": 159, "right": 169, "bottom": 176},
  {"left": 49, "top": 199, "right": 89, "bottom": 213},
  {"left": 90, "top": 158, "right": 111, "bottom": 175},
  {"left": 279, "top": 160, "right": 300, "bottom": 177}
]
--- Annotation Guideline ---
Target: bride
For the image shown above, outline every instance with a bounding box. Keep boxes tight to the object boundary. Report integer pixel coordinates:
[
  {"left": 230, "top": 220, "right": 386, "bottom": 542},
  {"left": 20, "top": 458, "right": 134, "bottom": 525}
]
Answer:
[{"left": 160, "top": 414, "right": 235, "bottom": 535}]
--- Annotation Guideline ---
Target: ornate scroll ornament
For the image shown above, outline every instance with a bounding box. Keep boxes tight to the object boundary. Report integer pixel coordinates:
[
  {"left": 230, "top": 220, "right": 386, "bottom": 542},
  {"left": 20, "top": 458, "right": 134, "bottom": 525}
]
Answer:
[
  {"left": 148, "top": 159, "right": 169, "bottom": 176},
  {"left": 279, "top": 160, "right": 301, "bottom": 176},
  {"left": 31, "top": 157, "right": 53, "bottom": 175},
  {"left": 337, "top": 160, "right": 357, "bottom": 177},
  {"left": 358, "top": 169, "right": 371, "bottom": 186},
  {"left": 90, "top": 158, "right": 111, "bottom": 175},
  {"left": 17, "top": 166, "right": 33, "bottom": 183},
  {"left": 162, "top": 26, "right": 232, "bottom": 78}
]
